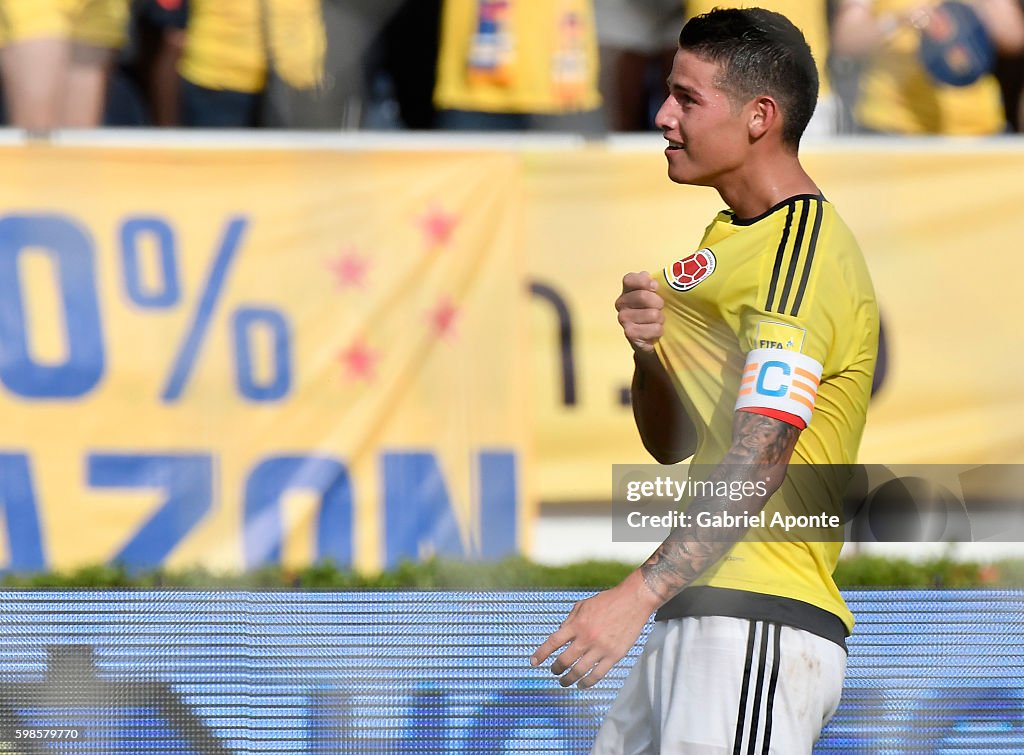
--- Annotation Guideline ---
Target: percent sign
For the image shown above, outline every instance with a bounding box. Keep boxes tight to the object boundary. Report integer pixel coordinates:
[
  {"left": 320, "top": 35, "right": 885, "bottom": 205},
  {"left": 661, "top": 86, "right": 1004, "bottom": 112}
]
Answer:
[{"left": 120, "top": 216, "right": 292, "bottom": 403}]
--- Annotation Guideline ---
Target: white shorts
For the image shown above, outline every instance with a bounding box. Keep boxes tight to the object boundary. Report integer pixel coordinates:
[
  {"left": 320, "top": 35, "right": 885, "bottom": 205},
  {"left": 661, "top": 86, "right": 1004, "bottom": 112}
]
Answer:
[{"left": 591, "top": 616, "right": 847, "bottom": 755}]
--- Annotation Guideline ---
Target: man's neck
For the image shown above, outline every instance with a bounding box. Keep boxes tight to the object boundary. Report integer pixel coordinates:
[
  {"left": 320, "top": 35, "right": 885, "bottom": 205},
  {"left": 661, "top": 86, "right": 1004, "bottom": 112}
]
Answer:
[{"left": 715, "top": 153, "right": 819, "bottom": 220}]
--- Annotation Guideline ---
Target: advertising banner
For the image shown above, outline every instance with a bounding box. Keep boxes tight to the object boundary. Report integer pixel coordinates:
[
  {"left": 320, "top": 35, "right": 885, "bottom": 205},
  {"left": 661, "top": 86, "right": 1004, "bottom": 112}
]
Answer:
[
  {"left": 0, "top": 146, "right": 529, "bottom": 573},
  {"left": 0, "top": 590, "right": 1021, "bottom": 753},
  {"left": 2, "top": 140, "right": 1021, "bottom": 570}
]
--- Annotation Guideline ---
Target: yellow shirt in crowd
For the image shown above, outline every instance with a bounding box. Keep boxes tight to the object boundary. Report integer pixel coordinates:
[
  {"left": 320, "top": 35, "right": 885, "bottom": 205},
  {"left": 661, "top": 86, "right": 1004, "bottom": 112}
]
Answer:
[
  {"left": 0, "top": 0, "right": 127, "bottom": 49},
  {"left": 179, "top": 0, "right": 325, "bottom": 94},
  {"left": 435, "top": 0, "right": 601, "bottom": 114},
  {"left": 853, "top": 0, "right": 1004, "bottom": 134}
]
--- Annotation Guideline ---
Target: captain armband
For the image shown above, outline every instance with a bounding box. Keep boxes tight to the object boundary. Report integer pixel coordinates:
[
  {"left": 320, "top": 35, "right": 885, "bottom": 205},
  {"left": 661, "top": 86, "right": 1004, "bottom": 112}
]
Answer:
[{"left": 734, "top": 348, "right": 824, "bottom": 430}]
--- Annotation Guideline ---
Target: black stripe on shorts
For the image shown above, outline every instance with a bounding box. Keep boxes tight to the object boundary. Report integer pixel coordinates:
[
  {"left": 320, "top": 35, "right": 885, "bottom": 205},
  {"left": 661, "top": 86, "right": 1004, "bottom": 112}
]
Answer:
[
  {"left": 733, "top": 622, "right": 782, "bottom": 754},
  {"left": 746, "top": 623, "right": 772, "bottom": 755},
  {"left": 733, "top": 620, "right": 759, "bottom": 755},
  {"left": 761, "top": 623, "right": 783, "bottom": 754}
]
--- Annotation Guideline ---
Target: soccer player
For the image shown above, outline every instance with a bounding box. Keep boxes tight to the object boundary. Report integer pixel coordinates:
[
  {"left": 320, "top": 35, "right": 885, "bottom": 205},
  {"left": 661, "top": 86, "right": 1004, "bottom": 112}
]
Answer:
[{"left": 530, "top": 8, "right": 879, "bottom": 753}]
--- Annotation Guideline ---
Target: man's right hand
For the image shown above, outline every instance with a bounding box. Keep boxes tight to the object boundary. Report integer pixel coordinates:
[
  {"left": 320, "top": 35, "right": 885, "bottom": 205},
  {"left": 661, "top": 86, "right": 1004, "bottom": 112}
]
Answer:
[
  {"left": 616, "top": 272, "right": 665, "bottom": 354},
  {"left": 618, "top": 270, "right": 695, "bottom": 463}
]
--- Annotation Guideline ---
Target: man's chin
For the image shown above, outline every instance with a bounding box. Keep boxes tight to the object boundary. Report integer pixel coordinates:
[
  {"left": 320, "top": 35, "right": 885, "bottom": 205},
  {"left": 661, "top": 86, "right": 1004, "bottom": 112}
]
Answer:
[
  {"left": 666, "top": 166, "right": 696, "bottom": 186},
  {"left": 665, "top": 160, "right": 709, "bottom": 187}
]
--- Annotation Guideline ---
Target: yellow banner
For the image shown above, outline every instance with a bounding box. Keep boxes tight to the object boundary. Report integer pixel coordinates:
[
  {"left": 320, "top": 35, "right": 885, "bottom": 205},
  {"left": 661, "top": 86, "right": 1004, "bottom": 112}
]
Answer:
[
  {"left": 2, "top": 140, "right": 1020, "bottom": 564},
  {"left": 525, "top": 144, "right": 1024, "bottom": 500},
  {"left": 0, "top": 146, "right": 530, "bottom": 573}
]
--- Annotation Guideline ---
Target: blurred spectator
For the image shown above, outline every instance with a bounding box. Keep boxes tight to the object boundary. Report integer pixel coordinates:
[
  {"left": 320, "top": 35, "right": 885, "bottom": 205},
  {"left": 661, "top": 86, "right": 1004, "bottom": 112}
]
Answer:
[
  {"left": 593, "top": 0, "right": 682, "bottom": 131},
  {"left": 178, "top": 0, "right": 324, "bottom": 128},
  {"left": 684, "top": 0, "right": 839, "bottom": 135},
  {"left": 364, "top": 0, "right": 444, "bottom": 129},
  {"left": 268, "top": 0, "right": 406, "bottom": 130},
  {"left": 0, "top": 0, "right": 130, "bottom": 129},
  {"left": 139, "top": 0, "right": 188, "bottom": 126},
  {"left": 106, "top": 0, "right": 187, "bottom": 126},
  {"left": 994, "top": 30, "right": 1024, "bottom": 130},
  {"left": 434, "top": 0, "right": 603, "bottom": 132},
  {"left": 832, "top": 0, "right": 1024, "bottom": 134}
]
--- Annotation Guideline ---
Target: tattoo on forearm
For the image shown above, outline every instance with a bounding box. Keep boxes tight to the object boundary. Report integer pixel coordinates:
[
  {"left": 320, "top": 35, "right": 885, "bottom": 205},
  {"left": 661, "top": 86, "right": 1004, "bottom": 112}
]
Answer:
[{"left": 639, "top": 412, "right": 800, "bottom": 604}]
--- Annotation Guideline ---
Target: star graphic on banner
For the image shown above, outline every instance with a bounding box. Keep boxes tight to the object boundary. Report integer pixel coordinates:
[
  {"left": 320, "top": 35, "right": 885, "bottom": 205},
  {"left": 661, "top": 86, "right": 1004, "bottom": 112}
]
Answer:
[
  {"left": 339, "top": 338, "right": 379, "bottom": 381},
  {"left": 327, "top": 246, "right": 370, "bottom": 289},
  {"left": 419, "top": 203, "right": 459, "bottom": 248},
  {"left": 428, "top": 295, "right": 460, "bottom": 341}
]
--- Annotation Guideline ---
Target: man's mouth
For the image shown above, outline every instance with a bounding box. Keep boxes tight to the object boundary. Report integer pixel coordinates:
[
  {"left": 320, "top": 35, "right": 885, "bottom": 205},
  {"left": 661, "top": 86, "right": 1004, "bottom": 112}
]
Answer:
[{"left": 666, "top": 140, "right": 685, "bottom": 151}]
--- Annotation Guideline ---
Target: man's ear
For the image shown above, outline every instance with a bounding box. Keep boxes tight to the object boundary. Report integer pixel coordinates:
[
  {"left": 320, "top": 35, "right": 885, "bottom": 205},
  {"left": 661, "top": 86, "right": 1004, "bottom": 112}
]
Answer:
[{"left": 748, "top": 95, "right": 780, "bottom": 139}]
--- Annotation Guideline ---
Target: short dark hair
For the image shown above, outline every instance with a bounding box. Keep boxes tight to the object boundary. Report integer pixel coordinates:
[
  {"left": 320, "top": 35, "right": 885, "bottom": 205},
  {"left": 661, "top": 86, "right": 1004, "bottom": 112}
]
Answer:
[{"left": 678, "top": 7, "right": 818, "bottom": 149}]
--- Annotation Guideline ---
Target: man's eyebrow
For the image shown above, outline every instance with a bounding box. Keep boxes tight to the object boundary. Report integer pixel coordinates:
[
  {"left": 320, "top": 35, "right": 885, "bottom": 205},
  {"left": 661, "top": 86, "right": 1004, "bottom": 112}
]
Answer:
[{"left": 667, "top": 80, "right": 701, "bottom": 98}]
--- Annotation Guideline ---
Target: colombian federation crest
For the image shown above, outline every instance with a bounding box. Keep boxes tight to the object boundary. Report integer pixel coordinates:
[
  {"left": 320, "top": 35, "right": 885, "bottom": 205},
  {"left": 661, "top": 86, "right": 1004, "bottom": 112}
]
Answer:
[{"left": 666, "top": 248, "right": 716, "bottom": 292}]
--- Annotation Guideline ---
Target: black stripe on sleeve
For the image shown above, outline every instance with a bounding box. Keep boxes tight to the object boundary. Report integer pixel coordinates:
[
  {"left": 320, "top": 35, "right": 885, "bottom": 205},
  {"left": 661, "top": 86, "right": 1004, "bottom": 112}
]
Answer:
[
  {"left": 776, "top": 199, "right": 811, "bottom": 314},
  {"left": 761, "top": 623, "right": 783, "bottom": 754},
  {"left": 764, "top": 205, "right": 795, "bottom": 313},
  {"left": 789, "top": 197, "right": 824, "bottom": 316},
  {"left": 733, "top": 620, "right": 759, "bottom": 755},
  {"left": 746, "top": 621, "right": 772, "bottom": 755}
]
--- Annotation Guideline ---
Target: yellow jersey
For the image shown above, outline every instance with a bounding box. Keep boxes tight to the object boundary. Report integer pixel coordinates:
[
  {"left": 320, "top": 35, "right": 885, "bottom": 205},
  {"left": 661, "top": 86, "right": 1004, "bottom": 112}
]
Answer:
[
  {"left": 434, "top": 0, "right": 601, "bottom": 114},
  {"left": 854, "top": 0, "right": 1004, "bottom": 134},
  {"left": 651, "top": 194, "right": 878, "bottom": 640},
  {"left": 0, "top": 0, "right": 127, "bottom": 49},
  {"left": 179, "top": 0, "right": 324, "bottom": 94}
]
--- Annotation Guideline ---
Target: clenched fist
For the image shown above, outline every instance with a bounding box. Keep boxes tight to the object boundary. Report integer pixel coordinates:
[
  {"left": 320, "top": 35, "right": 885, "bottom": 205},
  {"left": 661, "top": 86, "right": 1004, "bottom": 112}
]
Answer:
[{"left": 615, "top": 272, "right": 665, "bottom": 354}]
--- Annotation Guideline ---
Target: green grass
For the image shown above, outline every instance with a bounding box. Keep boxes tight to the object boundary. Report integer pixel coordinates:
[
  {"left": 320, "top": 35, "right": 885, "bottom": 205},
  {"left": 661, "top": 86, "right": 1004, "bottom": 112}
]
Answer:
[{"left": 0, "top": 553, "right": 1019, "bottom": 590}]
